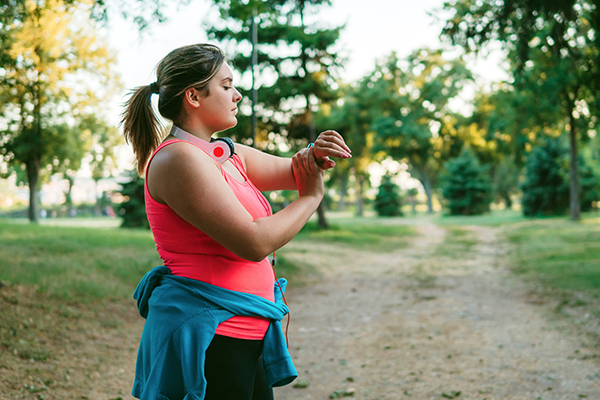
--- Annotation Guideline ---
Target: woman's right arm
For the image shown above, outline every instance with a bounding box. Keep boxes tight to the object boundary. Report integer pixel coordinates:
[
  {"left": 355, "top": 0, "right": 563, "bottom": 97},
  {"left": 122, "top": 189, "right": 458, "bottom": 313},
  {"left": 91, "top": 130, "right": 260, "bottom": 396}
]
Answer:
[{"left": 147, "top": 142, "right": 323, "bottom": 262}]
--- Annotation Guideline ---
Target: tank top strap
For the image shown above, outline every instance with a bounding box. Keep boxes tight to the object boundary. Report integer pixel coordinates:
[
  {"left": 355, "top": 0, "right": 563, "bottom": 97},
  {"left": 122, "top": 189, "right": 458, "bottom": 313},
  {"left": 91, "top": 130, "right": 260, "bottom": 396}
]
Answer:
[{"left": 229, "top": 154, "right": 250, "bottom": 180}]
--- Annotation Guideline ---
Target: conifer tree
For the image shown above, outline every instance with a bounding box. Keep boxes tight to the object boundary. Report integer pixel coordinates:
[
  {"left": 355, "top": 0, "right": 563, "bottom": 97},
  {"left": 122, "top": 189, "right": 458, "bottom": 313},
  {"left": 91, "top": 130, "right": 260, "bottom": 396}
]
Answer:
[
  {"left": 521, "top": 139, "right": 569, "bottom": 217},
  {"left": 118, "top": 171, "right": 149, "bottom": 229},
  {"left": 374, "top": 173, "right": 403, "bottom": 217},
  {"left": 441, "top": 148, "right": 492, "bottom": 215}
]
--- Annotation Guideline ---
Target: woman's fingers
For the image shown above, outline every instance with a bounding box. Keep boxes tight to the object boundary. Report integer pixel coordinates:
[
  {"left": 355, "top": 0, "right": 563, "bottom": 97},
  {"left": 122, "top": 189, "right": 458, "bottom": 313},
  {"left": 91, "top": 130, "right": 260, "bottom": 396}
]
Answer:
[
  {"left": 307, "top": 147, "right": 320, "bottom": 174},
  {"left": 314, "top": 130, "right": 351, "bottom": 160}
]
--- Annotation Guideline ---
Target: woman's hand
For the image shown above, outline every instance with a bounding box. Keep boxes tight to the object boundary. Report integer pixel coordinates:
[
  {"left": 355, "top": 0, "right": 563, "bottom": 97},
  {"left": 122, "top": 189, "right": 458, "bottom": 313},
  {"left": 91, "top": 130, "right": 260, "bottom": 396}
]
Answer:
[
  {"left": 313, "top": 130, "right": 352, "bottom": 170},
  {"left": 292, "top": 147, "right": 324, "bottom": 199}
]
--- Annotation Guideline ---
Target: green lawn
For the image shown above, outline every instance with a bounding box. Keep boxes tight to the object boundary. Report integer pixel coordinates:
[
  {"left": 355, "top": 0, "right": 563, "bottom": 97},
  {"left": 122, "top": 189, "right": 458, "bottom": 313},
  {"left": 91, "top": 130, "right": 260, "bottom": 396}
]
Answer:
[
  {"left": 0, "top": 219, "right": 160, "bottom": 302},
  {"left": 296, "top": 217, "right": 415, "bottom": 252},
  {"left": 504, "top": 214, "right": 600, "bottom": 293}
]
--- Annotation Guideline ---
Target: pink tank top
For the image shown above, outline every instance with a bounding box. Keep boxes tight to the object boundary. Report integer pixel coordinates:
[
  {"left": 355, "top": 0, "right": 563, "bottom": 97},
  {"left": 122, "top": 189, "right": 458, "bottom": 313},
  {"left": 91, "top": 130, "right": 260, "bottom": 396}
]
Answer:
[{"left": 144, "top": 139, "right": 275, "bottom": 340}]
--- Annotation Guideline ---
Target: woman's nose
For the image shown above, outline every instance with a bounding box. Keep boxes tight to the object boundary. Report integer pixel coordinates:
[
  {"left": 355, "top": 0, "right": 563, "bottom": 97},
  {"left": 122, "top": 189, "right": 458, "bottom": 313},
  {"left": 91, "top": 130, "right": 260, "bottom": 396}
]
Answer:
[{"left": 234, "top": 88, "right": 242, "bottom": 103}]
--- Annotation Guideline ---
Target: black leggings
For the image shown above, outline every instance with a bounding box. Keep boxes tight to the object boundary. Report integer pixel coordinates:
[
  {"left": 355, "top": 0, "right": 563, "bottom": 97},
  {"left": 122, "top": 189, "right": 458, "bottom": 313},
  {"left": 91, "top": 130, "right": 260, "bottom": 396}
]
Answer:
[{"left": 204, "top": 334, "right": 274, "bottom": 400}]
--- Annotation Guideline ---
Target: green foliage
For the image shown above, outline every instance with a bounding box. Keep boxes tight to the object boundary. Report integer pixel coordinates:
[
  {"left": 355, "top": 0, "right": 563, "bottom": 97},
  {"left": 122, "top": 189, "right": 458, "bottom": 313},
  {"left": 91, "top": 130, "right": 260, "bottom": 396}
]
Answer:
[
  {"left": 0, "top": 0, "right": 120, "bottom": 221},
  {"left": 441, "top": 0, "right": 600, "bottom": 221},
  {"left": 208, "top": 0, "right": 343, "bottom": 228},
  {"left": 521, "top": 139, "right": 570, "bottom": 217},
  {"left": 314, "top": 84, "right": 375, "bottom": 216},
  {"left": 580, "top": 161, "right": 600, "bottom": 212},
  {"left": 364, "top": 49, "right": 473, "bottom": 213},
  {"left": 207, "top": 0, "right": 343, "bottom": 146},
  {"left": 441, "top": 148, "right": 492, "bottom": 216},
  {"left": 374, "top": 173, "right": 403, "bottom": 217},
  {"left": 118, "top": 171, "right": 149, "bottom": 229},
  {"left": 521, "top": 138, "right": 600, "bottom": 216}
]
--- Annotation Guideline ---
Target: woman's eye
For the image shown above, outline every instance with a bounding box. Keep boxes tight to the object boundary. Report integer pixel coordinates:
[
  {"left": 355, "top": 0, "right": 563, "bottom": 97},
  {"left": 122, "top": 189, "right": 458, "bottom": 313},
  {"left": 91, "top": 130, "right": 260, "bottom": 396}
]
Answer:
[{"left": 224, "top": 86, "right": 232, "bottom": 90}]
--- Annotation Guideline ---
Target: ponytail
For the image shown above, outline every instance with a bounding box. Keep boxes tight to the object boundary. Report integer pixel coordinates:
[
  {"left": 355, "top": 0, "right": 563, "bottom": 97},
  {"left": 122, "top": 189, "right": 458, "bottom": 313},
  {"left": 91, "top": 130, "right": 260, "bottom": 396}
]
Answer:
[{"left": 121, "top": 84, "right": 163, "bottom": 175}]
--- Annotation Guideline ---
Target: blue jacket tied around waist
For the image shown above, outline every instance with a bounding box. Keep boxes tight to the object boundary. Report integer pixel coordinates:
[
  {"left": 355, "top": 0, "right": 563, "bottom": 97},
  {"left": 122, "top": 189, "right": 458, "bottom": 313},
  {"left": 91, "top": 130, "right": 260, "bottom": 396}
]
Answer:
[{"left": 132, "top": 266, "right": 297, "bottom": 400}]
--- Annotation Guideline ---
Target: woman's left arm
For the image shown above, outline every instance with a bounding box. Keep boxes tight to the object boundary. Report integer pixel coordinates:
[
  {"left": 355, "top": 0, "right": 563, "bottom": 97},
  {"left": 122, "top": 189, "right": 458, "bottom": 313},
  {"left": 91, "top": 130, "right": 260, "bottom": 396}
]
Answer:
[
  {"left": 237, "top": 130, "right": 351, "bottom": 192},
  {"left": 236, "top": 145, "right": 296, "bottom": 191}
]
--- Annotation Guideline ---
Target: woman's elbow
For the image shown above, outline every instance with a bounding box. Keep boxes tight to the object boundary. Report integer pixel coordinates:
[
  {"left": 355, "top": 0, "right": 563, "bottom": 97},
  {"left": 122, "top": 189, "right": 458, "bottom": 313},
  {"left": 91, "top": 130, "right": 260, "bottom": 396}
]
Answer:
[{"left": 232, "top": 241, "right": 272, "bottom": 263}]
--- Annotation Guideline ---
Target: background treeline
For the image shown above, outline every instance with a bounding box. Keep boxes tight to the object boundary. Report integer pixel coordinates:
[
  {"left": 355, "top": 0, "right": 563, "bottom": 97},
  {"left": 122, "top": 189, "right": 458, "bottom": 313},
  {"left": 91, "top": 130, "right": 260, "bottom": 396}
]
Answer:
[{"left": 1, "top": 0, "right": 600, "bottom": 228}]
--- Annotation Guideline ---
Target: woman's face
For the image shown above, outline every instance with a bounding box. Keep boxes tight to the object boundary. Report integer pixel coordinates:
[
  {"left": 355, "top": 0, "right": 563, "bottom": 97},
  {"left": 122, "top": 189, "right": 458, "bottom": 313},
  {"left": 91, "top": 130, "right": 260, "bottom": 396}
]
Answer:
[{"left": 197, "top": 62, "right": 243, "bottom": 133}]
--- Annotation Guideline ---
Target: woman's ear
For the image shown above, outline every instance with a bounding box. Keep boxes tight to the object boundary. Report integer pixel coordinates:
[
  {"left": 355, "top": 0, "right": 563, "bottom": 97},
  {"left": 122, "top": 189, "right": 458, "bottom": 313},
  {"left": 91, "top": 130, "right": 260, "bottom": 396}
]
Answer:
[{"left": 183, "top": 88, "right": 201, "bottom": 109}]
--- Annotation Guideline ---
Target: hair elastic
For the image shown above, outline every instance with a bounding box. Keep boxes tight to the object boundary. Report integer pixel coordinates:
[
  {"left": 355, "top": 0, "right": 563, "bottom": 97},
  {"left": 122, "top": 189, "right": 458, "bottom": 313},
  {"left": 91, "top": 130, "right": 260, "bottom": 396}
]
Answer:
[{"left": 149, "top": 82, "right": 159, "bottom": 94}]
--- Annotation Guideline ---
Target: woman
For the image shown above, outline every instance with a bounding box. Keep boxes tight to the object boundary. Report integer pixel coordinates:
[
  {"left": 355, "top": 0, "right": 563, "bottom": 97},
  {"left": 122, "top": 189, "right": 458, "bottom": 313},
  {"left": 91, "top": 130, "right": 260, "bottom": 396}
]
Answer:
[{"left": 121, "top": 43, "right": 351, "bottom": 400}]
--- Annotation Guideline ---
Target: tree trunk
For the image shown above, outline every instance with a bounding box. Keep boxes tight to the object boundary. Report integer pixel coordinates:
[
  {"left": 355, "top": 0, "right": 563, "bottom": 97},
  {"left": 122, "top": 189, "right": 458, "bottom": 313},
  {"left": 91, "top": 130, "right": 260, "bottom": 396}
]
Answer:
[
  {"left": 26, "top": 159, "right": 40, "bottom": 223},
  {"left": 568, "top": 106, "right": 580, "bottom": 221},
  {"left": 338, "top": 174, "right": 347, "bottom": 212},
  {"left": 65, "top": 175, "right": 74, "bottom": 216},
  {"left": 422, "top": 175, "right": 434, "bottom": 214},
  {"left": 410, "top": 198, "right": 417, "bottom": 215},
  {"left": 503, "top": 193, "right": 513, "bottom": 210},
  {"left": 356, "top": 174, "right": 364, "bottom": 217},
  {"left": 316, "top": 202, "right": 328, "bottom": 229},
  {"left": 94, "top": 178, "right": 102, "bottom": 217}
]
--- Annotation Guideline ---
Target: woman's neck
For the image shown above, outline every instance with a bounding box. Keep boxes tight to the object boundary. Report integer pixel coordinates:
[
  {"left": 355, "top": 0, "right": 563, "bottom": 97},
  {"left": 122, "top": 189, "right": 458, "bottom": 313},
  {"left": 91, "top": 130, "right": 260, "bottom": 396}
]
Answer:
[{"left": 176, "top": 121, "right": 213, "bottom": 142}]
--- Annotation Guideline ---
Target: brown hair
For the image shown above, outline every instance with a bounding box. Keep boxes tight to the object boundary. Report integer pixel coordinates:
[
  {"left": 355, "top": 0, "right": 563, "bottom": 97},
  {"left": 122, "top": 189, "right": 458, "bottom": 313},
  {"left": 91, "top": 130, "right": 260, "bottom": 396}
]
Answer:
[{"left": 120, "top": 43, "right": 226, "bottom": 175}]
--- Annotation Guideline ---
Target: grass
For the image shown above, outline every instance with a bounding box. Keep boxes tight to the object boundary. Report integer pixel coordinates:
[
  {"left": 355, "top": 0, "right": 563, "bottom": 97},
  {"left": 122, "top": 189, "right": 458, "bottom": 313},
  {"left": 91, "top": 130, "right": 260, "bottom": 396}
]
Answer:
[
  {"left": 432, "top": 226, "right": 479, "bottom": 258},
  {"left": 504, "top": 214, "right": 600, "bottom": 294},
  {"left": 0, "top": 219, "right": 161, "bottom": 302},
  {"left": 295, "top": 217, "right": 415, "bottom": 252},
  {"left": 434, "top": 208, "right": 529, "bottom": 226}
]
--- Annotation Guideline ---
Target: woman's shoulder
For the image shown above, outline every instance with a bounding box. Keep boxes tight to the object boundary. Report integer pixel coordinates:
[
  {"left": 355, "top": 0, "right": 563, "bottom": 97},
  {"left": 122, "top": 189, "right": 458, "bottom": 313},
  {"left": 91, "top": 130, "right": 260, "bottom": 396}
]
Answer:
[{"left": 148, "top": 140, "right": 221, "bottom": 182}]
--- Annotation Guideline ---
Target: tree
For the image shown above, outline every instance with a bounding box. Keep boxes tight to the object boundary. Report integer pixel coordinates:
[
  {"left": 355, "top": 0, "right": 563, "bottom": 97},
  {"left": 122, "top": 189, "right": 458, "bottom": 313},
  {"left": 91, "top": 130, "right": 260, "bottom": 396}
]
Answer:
[
  {"left": 441, "top": 148, "right": 492, "bottom": 215},
  {"left": 491, "top": 156, "right": 521, "bottom": 209},
  {"left": 52, "top": 124, "right": 93, "bottom": 213},
  {"left": 208, "top": 0, "right": 343, "bottom": 228},
  {"left": 441, "top": 0, "right": 600, "bottom": 220},
  {"left": 83, "top": 116, "right": 121, "bottom": 215},
  {"left": 579, "top": 159, "right": 600, "bottom": 212},
  {"left": 118, "top": 170, "right": 149, "bottom": 229},
  {"left": 521, "top": 138, "right": 570, "bottom": 217},
  {"left": 366, "top": 49, "right": 473, "bottom": 213},
  {"left": 0, "top": 0, "right": 119, "bottom": 222},
  {"left": 374, "top": 173, "right": 403, "bottom": 217},
  {"left": 314, "top": 83, "right": 375, "bottom": 216}
]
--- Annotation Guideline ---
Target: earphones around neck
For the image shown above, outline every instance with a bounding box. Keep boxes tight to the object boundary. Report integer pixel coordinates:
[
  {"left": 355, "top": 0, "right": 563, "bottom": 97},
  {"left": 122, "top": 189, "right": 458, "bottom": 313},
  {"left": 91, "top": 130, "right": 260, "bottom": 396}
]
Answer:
[{"left": 170, "top": 125, "right": 235, "bottom": 164}]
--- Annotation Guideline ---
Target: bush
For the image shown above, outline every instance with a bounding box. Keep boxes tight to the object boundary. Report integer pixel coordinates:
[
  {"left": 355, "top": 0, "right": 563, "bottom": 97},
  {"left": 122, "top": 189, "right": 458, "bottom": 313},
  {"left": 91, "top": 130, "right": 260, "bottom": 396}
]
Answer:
[
  {"left": 374, "top": 173, "right": 403, "bottom": 216},
  {"left": 441, "top": 148, "right": 492, "bottom": 215}
]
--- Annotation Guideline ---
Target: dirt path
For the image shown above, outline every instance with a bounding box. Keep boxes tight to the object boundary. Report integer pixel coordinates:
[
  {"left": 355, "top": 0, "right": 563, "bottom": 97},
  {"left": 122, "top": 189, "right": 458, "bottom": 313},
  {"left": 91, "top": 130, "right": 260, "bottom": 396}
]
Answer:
[{"left": 274, "top": 223, "right": 600, "bottom": 400}]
